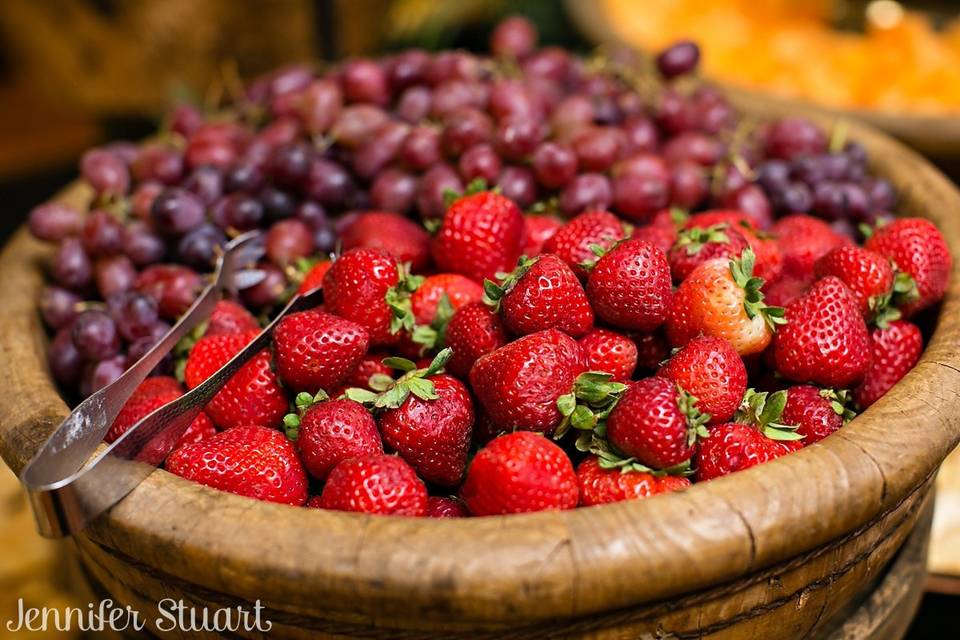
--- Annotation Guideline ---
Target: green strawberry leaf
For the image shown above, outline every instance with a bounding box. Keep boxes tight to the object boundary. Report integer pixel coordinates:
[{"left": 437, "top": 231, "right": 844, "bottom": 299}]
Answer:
[
  {"left": 283, "top": 413, "right": 301, "bottom": 441},
  {"left": 407, "top": 377, "right": 439, "bottom": 401},
  {"left": 465, "top": 177, "right": 489, "bottom": 195},
  {"left": 676, "top": 384, "right": 711, "bottom": 446},
  {"left": 674, "top": 223, "right": 730, "bottom": 256},
  {"left": 382, "top": 356, "right": 417, "bottom": 372},
  {"left": 759, "top": 390, "right": 787, "bottom": 426},
  {"left": 730, "top": 248, "right": 787, "bottom": 330},
  {"left": 368, "top": 373, "right": 395, "bottom": 392},
  {"left": 557, "top": 392, "right": 577, "bottom": 417},
  {"left": 482, "top": 256, "right": 537, "bottom": 312},
  {"left": 343, "top": 387, "right": 379, "bottom": 405},
  {"left": 819, "top": 388, "right": 857, "bottom": 423},
  {"left": 375, "top": 383, "right": 410, "bottom": 409},
  {"left": 422, "top": 347, "right": 453, "bottom": 377},
  {"left": 669, "top": 207, "right": 690, "bottom": 226}
]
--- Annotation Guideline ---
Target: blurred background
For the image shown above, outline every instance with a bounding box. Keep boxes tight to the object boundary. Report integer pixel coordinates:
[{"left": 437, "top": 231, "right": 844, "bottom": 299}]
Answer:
[{"left": 0, "top": 0, "right": 957, "bottom": 637}]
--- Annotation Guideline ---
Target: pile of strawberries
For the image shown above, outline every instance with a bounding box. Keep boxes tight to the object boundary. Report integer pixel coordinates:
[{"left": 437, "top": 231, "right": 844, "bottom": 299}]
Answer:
[{"left": 108, "top": 179, "right": 950, "bottom": 516}]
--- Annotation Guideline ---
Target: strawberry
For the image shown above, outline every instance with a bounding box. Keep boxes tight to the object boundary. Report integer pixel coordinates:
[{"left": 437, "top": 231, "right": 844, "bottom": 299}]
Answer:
[
  {"left": 522, "top": 215, "right": 563, "bottom": 257},
  {"left": 348, "top": 351, "right": 474, "bottom": 486},
  {"left": 484, "top": 254, "right": 594, "bottom": 338},
  {"left": 586, "top": 239, "right": 672, "bottom": 331},
  {"left": 865, "top": 217, "right": 951, "bottom": 317},
  {"left": 323, "top": 248, "right": 420, "bottom": 346},
  {"left": 431, "top": 190, "right": 525, "bottom": 283},
  {"left": 166, "top": 424, "right": 308, "bottom": 506},
  {"left": 343, "top": 352, "right": 395, "bottom": 390},
  {"left": 460, "top": 431, "right": 578, "bottom": 515},
  {"left": 854, "top": 320, "right": 923, "bottom": 408},
  {"left": 630, "top": 222, "right": 677, "bottom": 254},
  {"left": 658, "top": 336, "right": 747, "bottom": 424},
  {"left": 578, "top": 329, "right": 638, "bottom": 382},
  {"left": 339, "top": 210, "right": 431, "bottom": 273},
  {"left": 470, "top": 329, "right": 585, "bottom": 434},
  {"left": 814, "top": 246, "right": 899, "bottom": 321},
  {"left": 426, "top": 496, "right": 469, "bottom": 518},
  {"left": 604, "top": 376, "right": 708, "bottom": 470},
  {"left": 410, "top": 273, "right": 483, "bottom": 325},
  {"left": 695, "top": 389, "right": 802, "bottom": 481},
  {"left": 296, "top": 259, "right": 332, "bottom": 295},
  {"left": 763, "top": 275, "right": 809, "bottom": 309},
  {"left": 318, "top": 455, "right": 428, "bottom": 516},
  {"left": 273, "top": 309, "right": 370, "bottom": 392},
  {"left": 630, "top": 329, "right": 671, "bottom": 372},
  {"left": 685, "top": 211, "right": 782, "bottom": 283},
  {"left": 107, "top": 376, "right": 215, "bottom": 448},
  {"left": 543, "top": 210, "right": 627, "bottom": 279},
  {"left": 780, "top": 385, "right": 853, "bottom": 444},
  {"left": 205, "top": 299, "right": 259, "bottom": 336},
  {"left": 442, "top": 302, "right": 508, "bottom": 379},
  {"left": 772, "top": 214, "right": 848, "bottom": 281},
  {"left": 184, "top": 330, "right": 289, "bottom": 430},
  {"left": 668, "top": 224, "right": 749, "bottom": 283},
  {"left": 667, "top": 250, "right": 785, "bottom": 356},
  {"left": 576, "top": 456, "right": 690, "bottom": 506},
  {"left": 283, "top": 392, "right": 382, "bottom": 481},
  {"left": 773, "top": 276, "right": 871, "bottom": 388}
]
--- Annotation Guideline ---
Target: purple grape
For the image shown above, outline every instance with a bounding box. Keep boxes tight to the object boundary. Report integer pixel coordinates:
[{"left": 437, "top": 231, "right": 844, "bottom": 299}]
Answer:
[
  {"left": 82, "top": 355, "right": 126, "bottom": 396},
  {"left": 551, "top": 95, "right": 593, "bottom": 141},
  {"left": 49, "top": 326, "right": 84, "bottom": 387},
  {"left": 150, "top": 188, "right": 205, "bottom": 236},
  {"left": 844, "top": 141, "right": 868, "bottom": 167},
  {"left": 52, "top": 238, "right": 93, "bottom": 291},
  {"left": 669, "top": 161, "right": 708, "bottom": 210},
  {"left": 370, "top": 168, "right": 418, "bottom": 213},
  {"left": 756, "top": 160, "right": 791, "bottom": 192},
  {"left": 490, "top": 15, "right": 537, "bottom": 59},
  {"left": 723, "top": 185, "right": 773, "bottom": 229},
  {"left": 521, "top": 47, "right": 571, "bottom": 83},
  {"left": 224, "top": 162, "right": 265, "bottom": 193},
  {"left": 242, "top": 262, "right": 287, "bottom": 308},
  {"left": 866, "top": 178, "right": 896, "bottom": 211},
  {"left": 170, "top": 103, "right": 203, "bottom": 137},
  {"left": 426, "top": 51, "right": 480, "bottom": 85},
  {"left": 494, "top": 117, "right": 543, "bottom": 161},
  {"left": 612, "top": 171, "right": 669, "bottom": 222},
  {"left": 295, "top": 200, "right": 328, "bottom": 228},
  {"left": 574, "top": 126, "right": 623, "bottom": 172},
  {"left": 266, "top": 219, "right": 315, "bottom": 266},
  {"left": 656, "top": 41, "right": 701, "bottom": 79},
  {"left": 559, "top": 173, "right": 612, "bottom": 217},
  {"left": 183, "top": 165, "right": 224, "bottom": 205},
  {"left": 81, "top": 149, "right": 130, "bottom": 196},
  {"left": 72, "top": 310, "right": 121, "bottom": 360},
  {"left": 777, "top": 182, "right": 815, "bottom": 214},
  {"left": 331, "top": 104, "right": 389, "bottom": 148},
  {"left": 219, "top": 193, "right": 264, "bottom": 231},
  {"left": 656, "top": 88, "right": 697, "bottom": 135},
  {"left": 400, "top": 125, "right": 442, "bottom": 170},
  {"left": 387, "top": 49, "right": 430, "bottom": 90},
  {"left": 342, "top": 59, "right": 390, "bottom": 106},
  {"left": 105, "top": 141, "right": 139, "bottom": 166},
  {"left": 131, "top": 145, "right": 184, "bottom": 185},
  {"left": 313, "top": 225, "right": 336, "bottom": 253},
  {"left": 489, "top": 79, "right": 540, "bottom": 121},
  {"left": 40, "top": 286, "right": 81, "bottom": 329},
  {"left": 260, "top": 186, "right": 297, "bottom": 221},
  {"left": 661, "top": 131, "right": 723, "bottom": 166},
  {"left": 353, "top": 121, "right": 409, "bottom": 179},
  {"left": 459, "top": 144, "right": 502, "bottom": 184},
  {"left": 122, "top": 222, "right": 166, "bottom": 266},
  {"left": 839, "top": 182, "right": 870, "bottom": 222},
  {"left": 765, "top": 117, "right": 827, "bottom": 160},
  {"left": 497, "top": 166, "right": 538, "bottom": 208},
  {"left": 441, "top": 108, "right": 493, "bottom": 156},
  {"left": 621, "top": 117, "right": 659, "bottom": 155},
  {"left": 297, "top": 79, "right": 343, "bottom": 134},
  {"left": 132, "top": 181, "right": 164, "bottom": 220},
  {"left": 109, "top": 291, "right": 159, "bottom": 341},
  {"left": 531, "top": 142, "right": 578, "bottom": 189},
  {"left": 304, "top": 158, "right": 355, "bottom": 206},
  {"left": 396, "top": 86, "right": 433, "bottom": 123},
  {"left": 28, "top": 202, "right": 83, "bottom": 242},
  {"left": 126, "top": 321, "right": 173, "bottom": 371},
  {"left": 417, "top": 164, "right": 463, "bottom": 220},
  {"left": 81, "top": 210, "right": 124, "bottom": 256},
  {"left": 268, "top": 142, "right": 313, "bottom": 187},
  {"left": 820, "top": 153, "right": 851, "bottom": 181},
  {"left": 178, "top": 223, "right": 226, "bottom": 269},
  {"left": 95, "top": 255, "right": 137, "bottom": 298},
  {"left": 431, "top": 80, "right": 488, "bottom": 118}
]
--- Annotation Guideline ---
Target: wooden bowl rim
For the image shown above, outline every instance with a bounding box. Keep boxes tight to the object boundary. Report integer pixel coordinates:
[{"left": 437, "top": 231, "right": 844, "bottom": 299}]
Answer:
[{"left": 1, "top": 116, "right": 959, "bottom": 623}]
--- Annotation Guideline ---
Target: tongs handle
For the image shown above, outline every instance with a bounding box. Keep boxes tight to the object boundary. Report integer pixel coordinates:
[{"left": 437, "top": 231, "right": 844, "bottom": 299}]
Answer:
[{"left": 20, "top": 231, "right": 265, "bottom": 537}]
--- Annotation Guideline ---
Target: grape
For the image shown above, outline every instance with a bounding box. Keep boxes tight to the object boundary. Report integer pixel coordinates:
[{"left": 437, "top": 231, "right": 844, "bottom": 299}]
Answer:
[
  {"left": 669, "top": 161, "right": 708, "bottom": 210},
  {"left": 656, "top": 41, "right": 701, "bottom": 79},
  {"left": 839, "top": 182, "right": 870, "bottom": 222},
  {"left": 765, "top": 117, "right": 827, "bottom": 160},
  {"left": 400, "top": 125, "right": 442, "bottom": 170},
  {"left": 266, "top": 219, "right": 315, "bottom": 266},
  {"left": 756, "top": 160, "right": 791, "bottom": 192},
  {"left": 131, "top": 181, "right": 164, "bottom": 220},
  {"left": 426, "top": 51, "right": 480, "bottom": 85},
  {"left": 242, "top": 262, "right": 287, "bottom": 308},
  {"left": 260, "top": 186, "right": 297, "bottom": 221},
  {"left": 417, "top": 164, "right": 463, "bottom": 220},
  {"left": 135, "top": 264, "right": 202, "bottom": 319},
  {"left": 396, "top": 86, "right": 433, "bottom": 123},
  {"left": 224, "top": 162, "right": 264, "bottom": 193},
  {"left": 331, "top": 104, "right": 389, "bottom": 148},
  {"left": 497, "top": 166, "right": 538, "bottom": 208},
  {"left": 170, "top": 103, "right": 203, "bottom": 137},
  {"left": 353, "top": 121, "right": 409, "bottom": 179},
  {"left": 42, "top": 245, "right": 86, "bottom": 300},
  {"left": 866, "top": 177, "right": 896, "bottom": 211},
  {"left": 178, "top": 223, "right": 226, "bottom": 269},
  {"left": 314, "top": 225, "right": 336, "bottom": 253},
  {"left": 40, "top": 286, "right": 81, "bottom": 329},
  {"left": 267, "top": 142, "right": 313, "bottom": 187},
  {"left": 612, "top": 171, "right": 669, "bottom": 222},
  {"left": 790, "top": 156, "right": 826, "bottom": 185},
  {"left": 342, "top": 59, "right": 390, "bottom": 106},
  {"left": 81, "top": 210, "right": 124, "bottom": 256},
  {"left": 122, "top": 222, "right": 166, "bottom": 266},
  {"left": 494, "top": 117, "right": 543, "bottom": 161},
  {"left": 131, "top": 144, "right": 184, "bottom": 185},
  {"left": 263, "top": 65, "right": 314, "bottom": 99},
  {"left": 28, "top": 202, "right": 83, "bottom": 242},
  {"left": 219, "top": 193, "right": 265, "bottom": 231},
  {"left": 81, "top": 149, "right": 130, "bottom": 196},
  {"left": 295, "top": 200, "right": 328, "bottom": 228},
  {"left": 387, "top": 49, "right": 430, "bottom": 90},
  {"left": 722, "top": 185, "right": 773, "bottom": 229},
  {"left": 72, "top": 310, "right": 121, "bottom": 360},
  {"left": 126, "top": 321, "right": 173, "bottom": 370},
  {"left": 489, "top": 79, "right": 540, "bottom": 121},
  {"left": 656, "top": 88, "right": 697, "bottom": 135},
  {"left": 441, "top": 108, "right": 493, "bottom": 156},
  {"left": 304, "top": 158, "right": 355, "bottom": 206},
  {"left": 551, "top": 95, "right": 593, "bottom": 142},
  {"left": 844, "top": 141, "right": 868, "bottom": 167},
  {"left": 621, "top": 117, "right": 659, "bottom": 155},
  {"left": 521, "top": 47, "right": 571, "bottom": 83},
  {"left": 615, "top": 153, "right": 670, "bottom": 182},
  {"left": 574, "top": 127, "right": 623, "bottom": 172},
  {"left": 559, "top": 173, "right": 612, "bottom": 217},
  {"left": 109, "top": 291, "right": 159, "bottom": 341},
  {"left": 531, "top": 142, "right": 578, "bottom": 189},
  {"left": 82, "top": 356, "right": 126, "bottom": 396},
  {"left": 183, "top": 165, "right": 224, "bottom": 205},
  {"left": 296, "top": 79, "right": 343, "bottom": 134},
  {"left": 661, "top": 131, "right": 723, "bottom": 166},
  {"left": 490, "top": 15, "right": 537, "bottom": 59},
  {"left": 370, "top": 168, "right": 418, "bottom": 213},
  {"left": 49, "top": 326, "right": 84, "bottom": 387},
  {"left": 95, "top": 255, "right": 137, "bottom": 298},
  {"left": 151, "top": 188, "right": 205, "bottom": 237},
  {"left": 693, "top": 88, "right": 734, "bottom": 134},
  {"left": 459, "top": 144, "right": 502, "bottom": 184}
]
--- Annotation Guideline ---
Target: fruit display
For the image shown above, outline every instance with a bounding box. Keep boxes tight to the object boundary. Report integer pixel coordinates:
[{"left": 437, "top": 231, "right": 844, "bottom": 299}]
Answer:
[
  {"left": 596, "top": 0, "right": 960, "bottom": 115},
  {"left": 25, "top": 14, "right": 951, "bottom": 518}
]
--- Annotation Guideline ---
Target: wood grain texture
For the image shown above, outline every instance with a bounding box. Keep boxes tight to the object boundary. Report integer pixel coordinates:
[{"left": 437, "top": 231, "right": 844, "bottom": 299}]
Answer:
[{"left": 0, "top": 113, "right": 958, "bottom": 636}]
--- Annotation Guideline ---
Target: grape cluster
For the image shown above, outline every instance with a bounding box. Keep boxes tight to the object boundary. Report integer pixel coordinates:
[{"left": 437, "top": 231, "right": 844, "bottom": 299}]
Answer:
[{"left": 27, "top": 16, "right": 894, "bottom": 400}]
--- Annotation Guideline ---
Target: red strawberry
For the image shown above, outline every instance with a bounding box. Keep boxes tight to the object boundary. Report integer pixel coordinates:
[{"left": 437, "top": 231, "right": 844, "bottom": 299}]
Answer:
[
  {"left": 443, "top": 302, "right": 508, "bottom": 379},
  {"left": 426, "top": 496, "right": 469, "bottom": 518},
  {"left": 273, "top": 309, "right": 370, "bottom": 392},
  {"left": 605, "top": 376, "right": 708, "bottom": 470},
  {"left": 685, "top": 210, "right": 782, "bottom": 283},
  {"left": 668, "top": 224, "right": 749, "bottom": 283},
  {"left": 340, "top": 211, "right": 431, "bottom": 272},
  {"left": 343, "top": 352, "right": 395, "bottom": 390},
  {"left": 773, "top": 276, "right": 871, "bottom": 388},
  {"left": 586, "top": 239, "right": 672, "bottom": 331},
  {"left": 107, "top": 376, "right": 214, "bottom": 447},
  {"left": 543, "top": 210, "right": 627, "bottom": 279},
  {"left": 470, "top": 329, "right": 585, "bottom": 434},
  {"left": 318, "top": 455, "right": 427, "bottom": 516},
  {"left": 323, "top": 248, "right": 417, "bottom": 346},
  {"left": 410, "top": 273, "right": 483, "bottom": 325},
  {"left": 667, "top": 250, "right": 784, "bottom": 356},
  {"left": 865, "top": 218, "right": 951, "bottom": 317},
  {"left": 522, "top": 215, "right": 563, "bottom": 257},
  {"left": 814, "top": 246, "right": 896, "bottom": 320},
  {"left": 431, "top": 190, "right": 525, "bottom": 283},
  {"left": 135, "top": 264, "right": 203, "bottom": 319},
  {"left": 576, "top": 456, "right": 690, "bottom": 506},
  {"left": 205, "top": 300, "right": 259, "bottom": 336},
  {"left": 854, "top": 320, "right": 923, "bottom": 408},
  {"left": 285, "top": 395, "right": 382, "bottom": 481},
  {"left": 781, "top": 385, "right": 852, "bottom": 444},
  {"left": 630, "top": 329, "right": 671, "bottom": 372},
  {"left": 630, "top": 222, "right": 677, "bottom": 254},
  {"left": 296, "top": 260, "right": 332, "bottom": 295},
  {"left": 184, "top": 330, "right": 289, "bottom": 430},
  {"left": 658, "top": 336, "right": 747, "bottom": 424},
  {"left": 486, "top": 254, "right": 594, "bottom": 337},
  {"left": 763, "top": 275, "right": 809, "bottom": 309},
  {"left": 578, "top": 329, "right": 638, "bottom": 382},
  {"left": 166, "top": 424, "right": 308, "bottom": 506},
  {"left": 772, "top": 214, "right": 848, "bottom": 281},
  {"left": 460, "top": 431, "right": 578, "bottom": 515}
]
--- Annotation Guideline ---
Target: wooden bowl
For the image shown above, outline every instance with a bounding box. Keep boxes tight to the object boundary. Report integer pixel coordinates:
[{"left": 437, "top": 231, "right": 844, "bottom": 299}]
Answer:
[
  {"left": 565, "top": 0, "right": 960, "bottom": 160},
  {"left": 1, "top": 114, "right": 959, "bottom": 638}
]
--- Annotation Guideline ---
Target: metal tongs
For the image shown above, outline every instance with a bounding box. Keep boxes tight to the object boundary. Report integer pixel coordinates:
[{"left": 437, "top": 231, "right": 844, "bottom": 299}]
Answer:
[{"left": 20, "top": 231, "right": 325, "bottom": 538}]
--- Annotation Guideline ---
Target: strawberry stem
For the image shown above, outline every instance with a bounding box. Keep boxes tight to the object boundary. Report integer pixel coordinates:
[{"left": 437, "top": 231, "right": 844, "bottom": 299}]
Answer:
[
  {"left": 729, "top": 248, "right": 786, "bottom": 331},
  {"left": 674, "top": 223, "right": 730, "bottom": 256},
  {"left": 483, "top": 256, "right": 537, "bottom": 312},
  {"left": 735, "top": 388, "right": 804, "bottom": 441},
  {"left": 553, "top": 371, "right": 628, "bottom": 440},
  {"left": 344, "top": 348, "right": 452, "bottom": 410}
]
